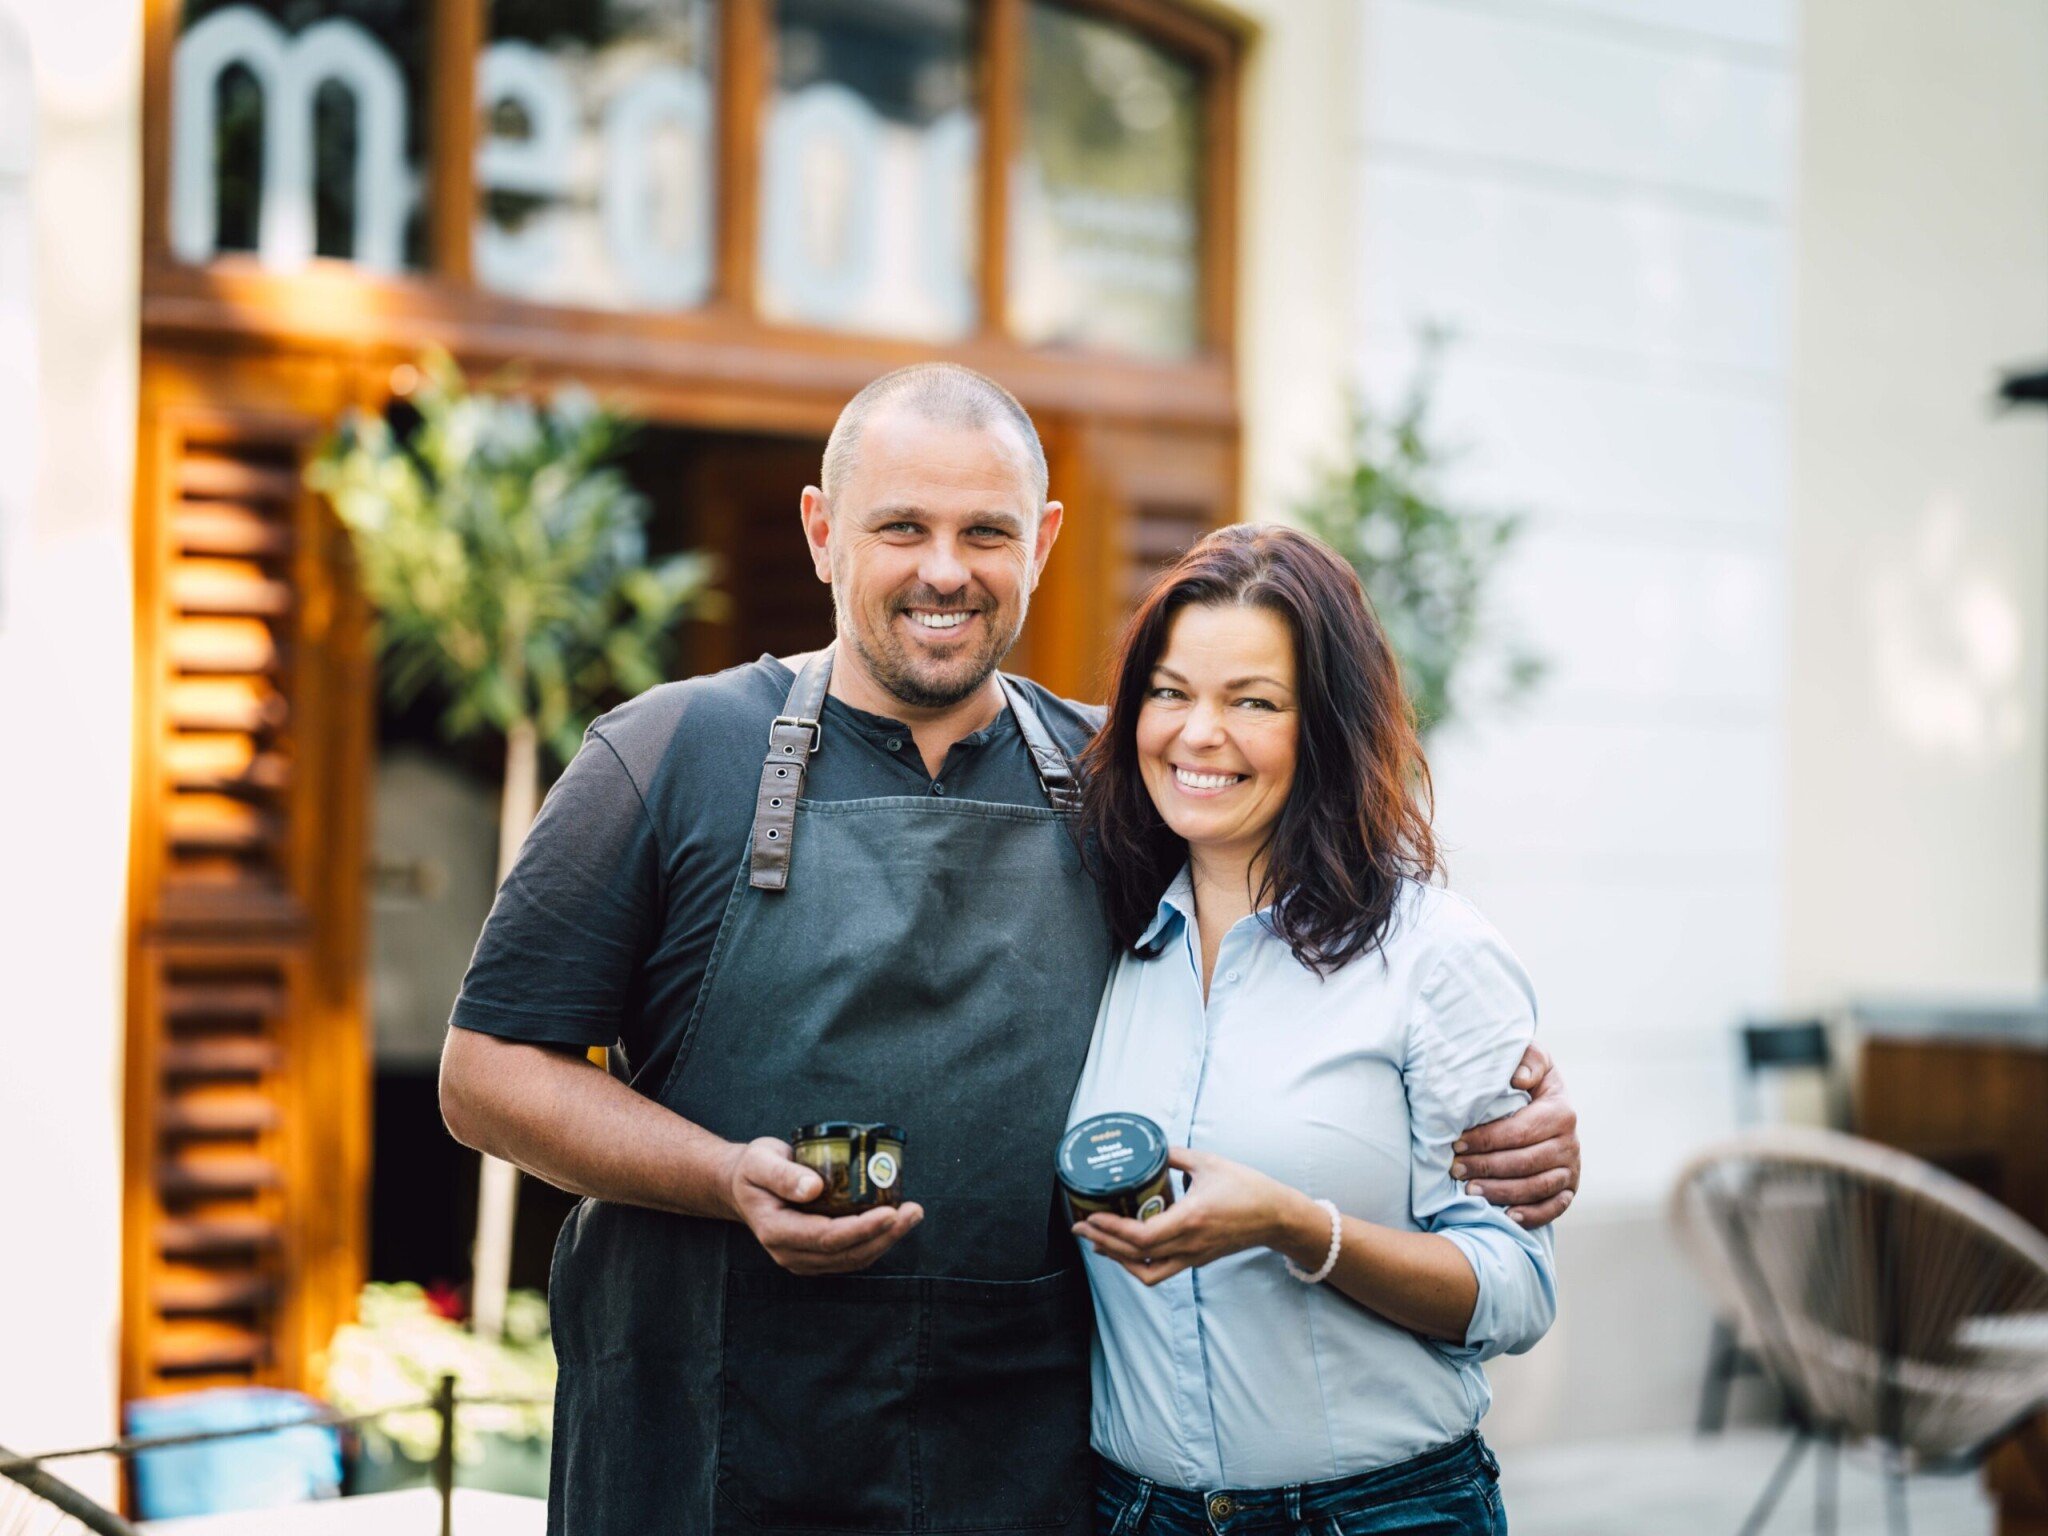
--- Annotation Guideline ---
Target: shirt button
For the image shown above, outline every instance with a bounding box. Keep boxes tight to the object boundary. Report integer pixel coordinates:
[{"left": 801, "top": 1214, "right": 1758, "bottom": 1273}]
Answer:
[
  {"left": 1207, "top": 1493, "right": 1235, "bottom": 1521},
  {"left": 930, "top": 781, "right": 946, "bottom": 796},
  {"left": 1224, "top": 969, "right": 1240, "bottom": 984},
  {"left": 886, "top": 738, "right": 902, "bottom": 752}
]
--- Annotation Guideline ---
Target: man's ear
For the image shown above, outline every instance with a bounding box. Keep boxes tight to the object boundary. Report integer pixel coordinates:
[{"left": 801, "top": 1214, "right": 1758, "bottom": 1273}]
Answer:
[
  {"left": 1028, "top": 500, "right": 1065, "bottom": 592},
  {"left": 799, "top": 486, "right": 833, "bottom": 584}
]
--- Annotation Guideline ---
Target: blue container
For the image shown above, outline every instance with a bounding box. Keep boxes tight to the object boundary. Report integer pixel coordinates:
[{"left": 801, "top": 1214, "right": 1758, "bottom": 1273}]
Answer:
[{"left": 125, "top": 1388, "right": 341, "bottom": 1519}]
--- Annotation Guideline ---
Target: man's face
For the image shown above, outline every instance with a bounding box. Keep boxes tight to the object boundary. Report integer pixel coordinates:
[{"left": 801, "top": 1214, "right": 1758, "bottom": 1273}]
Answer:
[{"left": 801, "top": 404, "right": 1064, "bottom": 711}]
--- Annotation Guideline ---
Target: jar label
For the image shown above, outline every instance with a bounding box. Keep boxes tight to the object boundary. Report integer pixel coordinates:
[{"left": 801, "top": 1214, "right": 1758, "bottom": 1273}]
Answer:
[
  {"left": 867, "top": 1150, "right": 899, "bottom": 1189},
  {"left": 1138, "top": 1195, "right": 1166, "bottom": 1221}
]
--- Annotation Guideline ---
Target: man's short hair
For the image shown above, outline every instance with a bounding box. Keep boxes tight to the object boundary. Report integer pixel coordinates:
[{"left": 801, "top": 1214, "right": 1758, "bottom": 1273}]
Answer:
[{"left": 821, "top": 363, "right": 1049, "bottom": 506}]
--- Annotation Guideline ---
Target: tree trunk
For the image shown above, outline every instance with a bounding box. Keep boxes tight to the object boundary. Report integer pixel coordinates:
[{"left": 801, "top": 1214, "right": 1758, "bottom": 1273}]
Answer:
[{"left": 471, "top": 717, "right": 540, "bottom": 1340}]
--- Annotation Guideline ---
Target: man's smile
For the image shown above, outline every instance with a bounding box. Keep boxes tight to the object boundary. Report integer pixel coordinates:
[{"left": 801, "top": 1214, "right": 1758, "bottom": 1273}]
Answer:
[{"left": 901, "top": 608, "right": 981, "bottom": 635}]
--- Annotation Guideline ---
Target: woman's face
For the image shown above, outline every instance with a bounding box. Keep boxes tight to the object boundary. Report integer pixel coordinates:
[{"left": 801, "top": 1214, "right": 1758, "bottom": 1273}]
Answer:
[{"left": 1136, "top": 602, "right": 1301, "bottom": 871}]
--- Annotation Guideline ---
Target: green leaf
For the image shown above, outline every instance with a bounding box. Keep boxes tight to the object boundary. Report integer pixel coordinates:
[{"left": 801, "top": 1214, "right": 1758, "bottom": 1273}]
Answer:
[
  {"left": 1289, "top": 339, "right": 1543, "bottom": 740},
  {"left": 307, "top": 350, "right": 721, "bottom": 769}
]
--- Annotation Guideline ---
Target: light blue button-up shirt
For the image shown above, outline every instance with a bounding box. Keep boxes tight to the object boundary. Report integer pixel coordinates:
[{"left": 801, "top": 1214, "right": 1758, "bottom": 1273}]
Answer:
[{"left": 1067, "top": 870, "right": 1557, "bottom": 1489}]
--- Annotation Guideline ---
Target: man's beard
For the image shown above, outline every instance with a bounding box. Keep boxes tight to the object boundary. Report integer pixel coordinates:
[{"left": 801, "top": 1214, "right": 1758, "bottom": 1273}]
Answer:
[{"left": 836, "top": 588, "right": 1024, "bottom": 710}]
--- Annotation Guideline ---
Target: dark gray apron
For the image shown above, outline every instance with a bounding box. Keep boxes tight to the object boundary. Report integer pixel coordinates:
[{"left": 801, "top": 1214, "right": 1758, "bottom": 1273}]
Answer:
[{"left": 545, "top": 648, "right": 1112, "bottom": 1534}]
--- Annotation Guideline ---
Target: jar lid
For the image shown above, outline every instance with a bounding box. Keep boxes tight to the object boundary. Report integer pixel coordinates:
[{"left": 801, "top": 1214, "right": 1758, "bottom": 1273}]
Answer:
[
  {"left": 1056, "top": 1113, "right": 1169, "bottom": 1198},
  {"left": 794, "top": 1121, "right": 906, "bottom": 1143}
]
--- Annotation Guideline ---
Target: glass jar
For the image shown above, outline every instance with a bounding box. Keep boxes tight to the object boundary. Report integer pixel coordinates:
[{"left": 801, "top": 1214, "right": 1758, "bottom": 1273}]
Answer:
[
  {"left": 1056, "top": 1112, "right": 1174, "bottom": 1223},
  {"left": 791, "top": 1121, "right": 907, "bottom": 1216}
]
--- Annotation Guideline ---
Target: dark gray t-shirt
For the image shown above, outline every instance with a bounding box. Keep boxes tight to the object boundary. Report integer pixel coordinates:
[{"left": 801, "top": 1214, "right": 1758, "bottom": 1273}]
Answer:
[{"left": 449, "top": 655, "right": 1104, "bottom": 1094}]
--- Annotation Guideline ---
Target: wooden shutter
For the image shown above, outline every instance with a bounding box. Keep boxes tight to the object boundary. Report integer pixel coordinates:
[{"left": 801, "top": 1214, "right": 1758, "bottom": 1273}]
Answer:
[
  {"left": 125, "top": 359, "right": 371, "bottom": 1402},
  {"left": 1022, "top": 421, "right": 1237, "bottom": 699}
]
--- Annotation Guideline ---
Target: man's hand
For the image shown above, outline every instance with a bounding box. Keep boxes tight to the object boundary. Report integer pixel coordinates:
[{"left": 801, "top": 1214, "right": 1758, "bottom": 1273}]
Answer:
[
  {"left": 726, "top": 1137, "right": 924, "bottom": 1275},
  {"left": 1455, "top": 1043, "right": 1581, "bottom": 1229}
]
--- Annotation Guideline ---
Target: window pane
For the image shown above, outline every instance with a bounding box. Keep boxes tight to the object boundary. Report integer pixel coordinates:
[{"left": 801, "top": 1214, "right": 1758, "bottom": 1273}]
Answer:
[
  {"left": 477, "top": 0, "right": 718, "bottom": 310},
  {"left": 1011, "top": 4, "right": 1202, "bottom": 358},
  {"left": 758, "top": 0, "right": 978, "bottom": 340},
  {"left": 169, "top": 0, "right": 430, "bottom": 271}
]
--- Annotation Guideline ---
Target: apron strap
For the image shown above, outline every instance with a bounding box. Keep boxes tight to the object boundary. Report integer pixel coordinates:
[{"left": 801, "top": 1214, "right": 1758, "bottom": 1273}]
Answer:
[
  {"left": 747, "top": 653, "right": 1082, "bottom": 891},
  {"left": 998, "top": 674, "right": 1083, "bottom": 816},
  {"left": 747, "top": 647, "right": 832, "bottom": 891}
]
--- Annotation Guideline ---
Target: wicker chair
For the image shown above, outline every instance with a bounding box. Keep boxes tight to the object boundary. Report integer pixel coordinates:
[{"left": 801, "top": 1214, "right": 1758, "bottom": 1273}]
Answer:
[
  {"left": 0, "top": 1447, "right": 138, "bottom": 1536},
  {"left": 1671, "top": 1128, "right": 2048, "bottom": 1536}
]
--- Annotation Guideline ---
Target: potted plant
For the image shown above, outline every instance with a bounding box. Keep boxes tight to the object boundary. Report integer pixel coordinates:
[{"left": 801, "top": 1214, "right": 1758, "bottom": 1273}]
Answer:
[
  {"left": 322, "top": 1282, "right": 555, "bottom": 1497},
  {"left": 1291, "top": 346, "right": 1542, "bottom": 738},
  {"left": 310, "top": 352, "right": 718, "bottom": 1337}
]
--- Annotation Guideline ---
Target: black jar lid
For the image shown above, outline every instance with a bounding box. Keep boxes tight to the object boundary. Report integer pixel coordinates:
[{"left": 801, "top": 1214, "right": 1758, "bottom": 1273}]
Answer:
[
  {"left": 794, "top": 1121, "right": 906, "bottom": 1143},
  {"left": 1056, "top": 1113, "right": 1168, "bottom": 1197}
]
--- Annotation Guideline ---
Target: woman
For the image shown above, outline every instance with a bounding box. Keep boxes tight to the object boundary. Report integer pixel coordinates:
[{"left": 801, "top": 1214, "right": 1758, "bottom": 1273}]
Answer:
[{"left": 1070, "top": 523, "right": 1554, "bottom": 1535}]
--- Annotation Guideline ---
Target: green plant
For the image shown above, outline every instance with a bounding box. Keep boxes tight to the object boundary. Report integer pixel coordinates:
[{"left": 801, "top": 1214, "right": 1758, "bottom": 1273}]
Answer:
[
  {"left": 1292, "top": 353, "right": 1543, "bottom": 737},
  {"left": 309, "top": 351, "right": 718, "bottom": 1338},
  {"left": 308, "top": 348, "right": 716, "bottom": 769},
  {"left": 322, "top": 1283, "right": 554, "bottom": 1467}
]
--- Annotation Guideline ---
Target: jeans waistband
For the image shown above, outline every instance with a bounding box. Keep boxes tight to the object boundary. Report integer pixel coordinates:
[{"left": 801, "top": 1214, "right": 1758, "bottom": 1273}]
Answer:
[{"left": 1097, "top": 1432, "right": 1496, "bottom": 1531}]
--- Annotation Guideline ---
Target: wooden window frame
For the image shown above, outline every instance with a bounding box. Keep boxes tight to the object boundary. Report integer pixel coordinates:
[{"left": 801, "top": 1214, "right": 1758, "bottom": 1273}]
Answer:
[{"left": 138, "top": 0, "right": 1247, "bottom": 429}]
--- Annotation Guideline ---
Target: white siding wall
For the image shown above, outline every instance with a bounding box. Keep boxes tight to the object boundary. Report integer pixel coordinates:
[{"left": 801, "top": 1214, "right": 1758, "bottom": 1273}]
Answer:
[
  {"left": 1347, "top": 0, "right": 1802, "bottom": 1441},
  {"left": 1353, "top": 0, "right": 1799, "bottom": 1214},
  {"left": 0, "top": 0, "right": 138, "bottom": 1494}
]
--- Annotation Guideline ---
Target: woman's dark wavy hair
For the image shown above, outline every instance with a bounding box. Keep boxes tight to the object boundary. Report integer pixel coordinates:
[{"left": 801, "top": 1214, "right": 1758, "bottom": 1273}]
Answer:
[{"left": 1080, "top": 523, "right": 1439, "bottom": 973}]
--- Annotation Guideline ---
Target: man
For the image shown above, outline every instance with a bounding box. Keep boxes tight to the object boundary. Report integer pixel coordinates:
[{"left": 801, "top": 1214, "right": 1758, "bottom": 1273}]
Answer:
[{"left": 439, "top": 363, "right": 1580, "bottom": 1533}]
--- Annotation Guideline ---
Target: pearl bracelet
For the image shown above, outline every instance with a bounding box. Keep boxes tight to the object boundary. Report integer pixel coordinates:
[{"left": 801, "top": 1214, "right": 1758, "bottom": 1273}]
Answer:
[{"left": 1284, "top": 1197, "right": 1343, "bottom": 1284}]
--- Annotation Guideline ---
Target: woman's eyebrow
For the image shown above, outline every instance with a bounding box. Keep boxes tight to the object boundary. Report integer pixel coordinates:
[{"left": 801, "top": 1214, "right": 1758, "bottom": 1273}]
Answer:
[{"left": 1148, "top": 664, "right": 1291, "bottom": 691}]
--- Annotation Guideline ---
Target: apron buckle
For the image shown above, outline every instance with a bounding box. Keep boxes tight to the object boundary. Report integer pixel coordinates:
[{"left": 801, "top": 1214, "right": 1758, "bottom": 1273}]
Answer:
[{"left": 772, "top": 714, "right": 822, "bottom": 755}]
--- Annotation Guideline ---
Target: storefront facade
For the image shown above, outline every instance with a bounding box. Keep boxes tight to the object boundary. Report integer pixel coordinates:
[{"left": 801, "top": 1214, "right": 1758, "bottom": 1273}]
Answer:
[
  {"left": 124, "top": 0, "right": 1251, "bottom": 1405},
  {"left": 24, "top": 0, "right": 2048, "bottom": 1496}
]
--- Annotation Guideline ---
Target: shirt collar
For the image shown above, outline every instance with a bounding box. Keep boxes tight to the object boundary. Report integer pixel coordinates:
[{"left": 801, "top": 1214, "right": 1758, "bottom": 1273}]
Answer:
[
  {"left": 1135, "top": 865, "right": 1198, "bottom": 951},
  {"left": 1135, "top": 865, "right": 1293, "bottom": 954},
  {"left": 818, "top": 691, "right": 1013, "bottom": 752}
]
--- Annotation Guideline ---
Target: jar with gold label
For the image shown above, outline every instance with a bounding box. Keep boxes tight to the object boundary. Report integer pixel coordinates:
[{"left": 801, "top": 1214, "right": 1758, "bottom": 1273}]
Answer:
[{"left": 791, "top": 1122, "right": 906, "bottom": 1216}]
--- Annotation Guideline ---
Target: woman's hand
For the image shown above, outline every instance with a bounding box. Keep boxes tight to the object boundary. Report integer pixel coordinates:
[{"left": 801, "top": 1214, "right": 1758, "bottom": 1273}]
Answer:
[{"left": 1073, "top": 1147, "right": 1313, "bottom": 1287}]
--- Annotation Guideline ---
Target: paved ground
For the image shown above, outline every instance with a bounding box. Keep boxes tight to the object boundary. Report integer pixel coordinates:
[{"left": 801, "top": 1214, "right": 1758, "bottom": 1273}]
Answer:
[
  {"left": 1500, "top": 1430, "right": 1994, "bottom": 1536},
  {"left": 138, "top": 1487, "right": 545, "bottom": 1534},
  {"left": 92, "top": 1433, "right": 1994, "bottom": 1536}
]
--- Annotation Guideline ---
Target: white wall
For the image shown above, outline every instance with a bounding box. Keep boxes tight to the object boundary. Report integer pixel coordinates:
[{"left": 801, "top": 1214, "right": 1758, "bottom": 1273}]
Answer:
[
  {"left": 0, "top": 12, "right": 28, "bottom": 619},
  {"left": 1354, "top": 0, "right": 1799, "bottom": 1211},
  {"left": 1784, "top": 0, "right": 2048, "bottom": 1004},
  {"left": 1222, "top": 0, "right": 1358, "bottom": 528},
  {"left": 1341, "top": 0, "right": 1803, "bottom": 1442},
  {"left": 0, "top": 0, "right": 139, "bottom": 1497}
]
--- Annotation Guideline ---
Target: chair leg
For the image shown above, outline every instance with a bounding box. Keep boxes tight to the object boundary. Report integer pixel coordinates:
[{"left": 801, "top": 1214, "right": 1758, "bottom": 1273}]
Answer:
[
  {"left": 1699, "top": 1318, "right": 1741, "bottom": 1434},
  {"left": 1737, "top": 1429, "right": 1809, "bottom": 1536},
  {"left": 1881, "top": 1448, "right": 1909, "bottom": 1536},
  {"left": 1813, "top": 1429, "right": 1838, "bottom": 1536}
]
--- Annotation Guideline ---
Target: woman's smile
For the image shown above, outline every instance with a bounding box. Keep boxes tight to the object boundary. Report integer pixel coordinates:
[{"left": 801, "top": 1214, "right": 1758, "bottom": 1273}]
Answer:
[{"left": 1170, "top": 764, "right": 1249, "bottom": 795}]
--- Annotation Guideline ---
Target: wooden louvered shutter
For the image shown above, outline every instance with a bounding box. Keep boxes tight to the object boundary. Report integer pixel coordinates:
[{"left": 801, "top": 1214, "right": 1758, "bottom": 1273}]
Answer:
[
  {"left": 1022, "top": 422, "right": 1237, "bottom": 699},
  {"left": 125, "top": 359, "right": 371, "bottom": 1402}
]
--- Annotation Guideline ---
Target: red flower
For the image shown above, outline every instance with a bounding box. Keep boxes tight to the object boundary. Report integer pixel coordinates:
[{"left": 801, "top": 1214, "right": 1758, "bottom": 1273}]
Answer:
[{"left": 423, "top": 1280, "right": 468, "bottom": 1322}]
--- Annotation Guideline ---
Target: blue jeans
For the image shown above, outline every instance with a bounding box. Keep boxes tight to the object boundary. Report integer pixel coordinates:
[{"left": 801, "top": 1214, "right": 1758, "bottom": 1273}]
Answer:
[{"left": 1094, "top": 1432, "right": 1506, "bottom": 1536}]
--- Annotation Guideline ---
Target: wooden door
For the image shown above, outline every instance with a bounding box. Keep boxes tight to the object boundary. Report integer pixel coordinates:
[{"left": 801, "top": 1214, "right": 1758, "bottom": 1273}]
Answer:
[
  {"left": 660, "top": 431, "right": 835, "bottom": 675},
  {"left": 658, "top": 421, "right": 1239, "bottom": 704},
  {"left": 125, "top": 352, "right": 373, "bottom": 1400}
]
